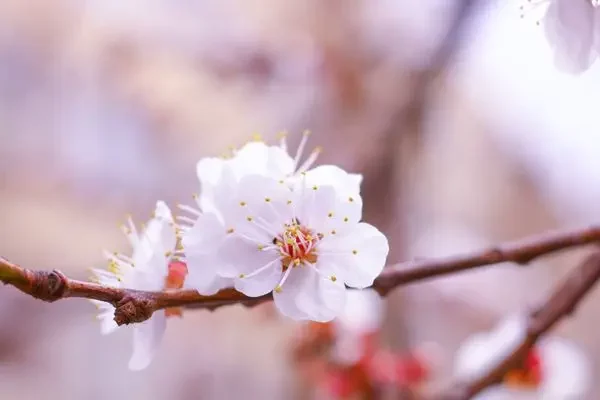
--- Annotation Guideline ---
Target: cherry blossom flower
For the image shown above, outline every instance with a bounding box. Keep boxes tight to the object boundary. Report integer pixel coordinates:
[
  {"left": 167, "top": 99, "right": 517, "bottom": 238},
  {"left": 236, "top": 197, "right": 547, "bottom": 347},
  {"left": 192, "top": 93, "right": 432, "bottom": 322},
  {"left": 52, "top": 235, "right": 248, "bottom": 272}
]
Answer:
[
  {"left": 180, "top": 132, "right": 364, "bottom": 297},
  {"left": 90, "top": 201, "right": 181, "bottom": 371},
  {"left": 195, "top": 131, "right": 362, "bottom": 215},
  {"left": 520, "top": 0, "right": 600, "bottom": 72},
  {"left": 454, "top": 314, "right": 591, "bottom": 399},
  {"left": 213, "top": 173, "right": 388, "bottom": 322}
]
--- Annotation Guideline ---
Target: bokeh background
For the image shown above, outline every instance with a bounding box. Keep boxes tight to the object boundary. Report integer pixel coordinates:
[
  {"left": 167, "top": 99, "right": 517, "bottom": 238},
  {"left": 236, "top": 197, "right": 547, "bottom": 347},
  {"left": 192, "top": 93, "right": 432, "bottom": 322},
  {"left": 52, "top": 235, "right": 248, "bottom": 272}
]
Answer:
[{"left": 1, "top": 0, "right": 600, "bottom": 399}]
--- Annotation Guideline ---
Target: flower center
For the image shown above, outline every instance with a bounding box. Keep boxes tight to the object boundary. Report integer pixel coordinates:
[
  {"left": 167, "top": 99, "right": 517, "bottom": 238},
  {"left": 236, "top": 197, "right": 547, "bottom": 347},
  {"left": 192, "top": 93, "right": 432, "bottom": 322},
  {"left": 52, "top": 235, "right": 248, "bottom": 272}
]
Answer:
[
  {"left": 503, "top": 348, "right": 543, "bottom": 388},
  {"left": 274, "top": 219, "right": 322, "bottom": 270}
]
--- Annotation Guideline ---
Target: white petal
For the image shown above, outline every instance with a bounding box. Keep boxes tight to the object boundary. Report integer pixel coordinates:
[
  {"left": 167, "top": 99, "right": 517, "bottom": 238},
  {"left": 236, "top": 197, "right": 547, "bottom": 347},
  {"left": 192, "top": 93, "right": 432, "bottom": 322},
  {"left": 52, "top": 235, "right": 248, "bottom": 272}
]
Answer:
[
  {"left": 273, "top": 268, "right": 313, "bottom": 320},
  {"left": 267, "top": 145, "right": 295, "bottom": 177},
  {"left": 209, "top": 164, "right": 240, "bottom": 219},
  {"left": 318, "top": 223, "right": 389, "bottom": 288},
  {"left": 185, "top": 252, "right": 225, "bottom": 295},
  {"left": 182, "top": 212, "right": 232, "bottom": 293},
  {"left": 94, "top": 304, "right": 119, "bottom": 335},
  {"left": 303, "top": 165, "right": 362, "bottom": 196},
  {"left": 197, "top": 157, "right": 226, "bottom": 186},
  {"left": 544, "top": 0, "right": 596, "bottom": 73},
  {"left": 314, "top": 270, "right": 347, "bottom": 321},
  {"left": 184, "top": 265, "right": 233, "bottom": 295},
  {"left": 595, "top": 6, "right": 600, "bottom": 54},
  {"left": 229, "top": 142, "right": 271, "bottom": 178},
  {"left": 334, "top": 288, "right": 384, "bottom": 335},
  {"left": 100, "top": 314, "right": 119, "bottom": 335},
  {"left": 221, "top": 235, "right": 281, "bottom": 276},
  {"left": 128, "top": 311, "right": 167, "bottom": 371},
  {"left": 229, "top": 174, "right": 294, "bottom": 242},
  {"left": 133, "top": 206, "right": 177, "bottom": 268},
  {"left": 234, "top": 259, "right": 283, "bottom": 297},
  {"left": 453, "top": 314, "right": 528, "bottom": 381},
  {"left": 278, "top": 266, "right": 346, "bottom": 322},
  {"left": 295, "top": 183, "right": 362, "bottom": 235},
  {"left": 539, "top": 337, "right": 591, "bottom": 398},
  {"left": 182, "top": 212, "right": 225, "bottom": 252},
  {"left": 295, "top": 184, "right": 337, "bottom": 233},
  {"left": 154, "top": 201, "right": 173, "bottom": 222},
  {"left": 196, "top": 157, "right": 232, "bottom": 217},
  {"left": 127, "top": 250, "right": 168, "bottom": 291}
]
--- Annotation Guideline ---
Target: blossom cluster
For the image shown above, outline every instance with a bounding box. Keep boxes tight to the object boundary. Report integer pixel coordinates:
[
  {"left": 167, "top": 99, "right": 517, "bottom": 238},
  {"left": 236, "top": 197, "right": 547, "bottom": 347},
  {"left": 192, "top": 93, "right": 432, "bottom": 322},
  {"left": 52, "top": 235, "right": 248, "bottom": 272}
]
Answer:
[
  {"left": 90, "top": 132, "right": 390, "bottom": 370},
  {"left": 454, "top": 314, "right": 590, "bottom": 399}
]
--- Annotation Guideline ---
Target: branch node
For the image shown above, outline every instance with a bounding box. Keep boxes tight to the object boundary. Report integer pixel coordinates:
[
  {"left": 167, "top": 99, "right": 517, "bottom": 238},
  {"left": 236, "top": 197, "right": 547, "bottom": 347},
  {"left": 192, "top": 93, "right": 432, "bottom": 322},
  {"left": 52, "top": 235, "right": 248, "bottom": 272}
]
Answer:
[
  {"left": 114, "top": 294, "right": 155, "bottom": 326},
  {"left": 30, "top": 269, "right": 67, "bottom": 302}
]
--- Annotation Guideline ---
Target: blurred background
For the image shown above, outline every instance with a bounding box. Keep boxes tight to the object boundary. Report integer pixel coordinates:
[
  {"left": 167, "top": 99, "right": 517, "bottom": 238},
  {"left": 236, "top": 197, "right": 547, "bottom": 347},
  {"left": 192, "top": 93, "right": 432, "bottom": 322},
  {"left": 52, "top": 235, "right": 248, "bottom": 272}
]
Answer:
[{"left": 1, "top": 0, "right": 600, "bottom": 398}]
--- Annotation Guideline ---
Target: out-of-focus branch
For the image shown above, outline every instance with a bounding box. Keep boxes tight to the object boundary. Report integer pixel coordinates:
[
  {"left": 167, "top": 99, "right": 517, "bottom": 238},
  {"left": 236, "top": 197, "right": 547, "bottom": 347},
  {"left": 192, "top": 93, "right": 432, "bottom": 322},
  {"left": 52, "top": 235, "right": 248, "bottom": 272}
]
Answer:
[
  {"left": 374, "top": 225, "right": 600, "bottom": 295},
  {"left": 437, "top": 251, "right": 600, "bottom": 400},
  {"left": 1, "top": 225, "right": 599, "bottom": 326}
]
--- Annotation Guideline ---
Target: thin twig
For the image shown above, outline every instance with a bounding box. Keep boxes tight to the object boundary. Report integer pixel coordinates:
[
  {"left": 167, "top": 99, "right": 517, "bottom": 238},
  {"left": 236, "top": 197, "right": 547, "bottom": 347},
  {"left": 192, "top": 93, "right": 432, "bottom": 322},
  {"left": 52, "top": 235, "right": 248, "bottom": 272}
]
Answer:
[
  {"left": 1, "top": 226, "right": 599, "bottom": 326},
  {"left": 437, "top": 250, "right": 600, "bottom": 400}
]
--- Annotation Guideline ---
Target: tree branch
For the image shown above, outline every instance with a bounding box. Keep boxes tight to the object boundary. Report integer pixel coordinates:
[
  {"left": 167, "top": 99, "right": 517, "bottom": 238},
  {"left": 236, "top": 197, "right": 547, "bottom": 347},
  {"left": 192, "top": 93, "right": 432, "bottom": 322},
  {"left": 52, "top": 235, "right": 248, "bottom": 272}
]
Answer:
[
  {"left": 1, "top": 225, "right": 599, "bottom": 325},
  {"left": 437, "top": 250, "right": 600, "bottom": 400}
]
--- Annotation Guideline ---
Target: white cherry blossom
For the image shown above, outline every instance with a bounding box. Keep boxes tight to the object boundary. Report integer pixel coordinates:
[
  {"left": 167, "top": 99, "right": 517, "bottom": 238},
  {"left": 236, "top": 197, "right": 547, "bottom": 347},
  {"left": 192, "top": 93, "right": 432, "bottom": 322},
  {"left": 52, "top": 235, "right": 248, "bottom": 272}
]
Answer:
[
  {"left": 202, "top": 173, "right": 388, "bottom": 322},
  {"left": 454, "top": 314, "right": 591, "bottom": 399},
  {"left": 520, "top": 0, "right": 600, "bottom": 72},
  {"left": 181, "top": 132, "right": 364, "bottom": 296},
  {"left": 195, "top": 131, "right": 362, "bottom": 215},
  {"left": 90, "top": 201, "right": 178, "bottom": 371}
]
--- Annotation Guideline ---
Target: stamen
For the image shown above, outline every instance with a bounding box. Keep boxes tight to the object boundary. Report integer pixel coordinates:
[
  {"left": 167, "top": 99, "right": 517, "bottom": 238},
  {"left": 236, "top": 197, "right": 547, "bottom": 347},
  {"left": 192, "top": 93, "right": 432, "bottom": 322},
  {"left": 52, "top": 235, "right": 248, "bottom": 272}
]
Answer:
[
  {"left": 276, "top": 265, "right": 294, "bottom": 292},
  {"left": 113, "top": 252, "right": 134, "bottom": 264},
  {"left": 239, "top": 259, "right": 279, "bottom": 279},
  {"left": 177, "top": 204, "right": 202, "bottom": 217},
  {"left": 297, "top": 145, "right": 323, "bottom": 173},
  {"left": 178, "top": 225, "right": 192, "bottom": 232},
  {"left": 293, "top": 130, "right": 311, "bottom": 170},
  {"left": 253, "top": 215, "right": 282, "bottom": 238},
  {"left": 313, "top": 266, "right": 336, "bottom": 282},
  {"left": 126, "top": 215, "right": 137, "bottom": 237},
  {"left": 278, "top": 130, "right": 288, "bottom": 153},
  {"left": 177, "top": 215, "right": 197, "bottom": 225},
  {"left": 122, "top": 216, "right": 140, "bottom": 246}
]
